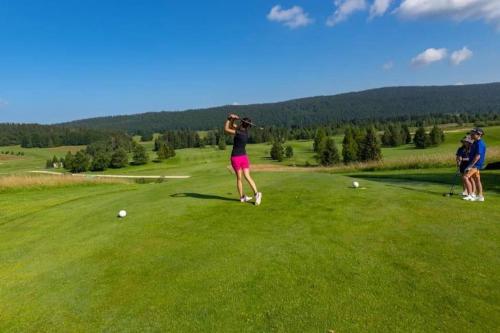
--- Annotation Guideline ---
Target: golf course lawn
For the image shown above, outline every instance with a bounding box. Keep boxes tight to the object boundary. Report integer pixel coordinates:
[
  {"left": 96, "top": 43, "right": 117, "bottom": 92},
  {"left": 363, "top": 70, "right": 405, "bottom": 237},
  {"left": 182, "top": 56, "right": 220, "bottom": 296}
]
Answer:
[
  {"left": 0, "top": 125, "right": 499, "bottom": 332},
  {"left": 1, "top": 166, "right": 499, "bottom": 332}
]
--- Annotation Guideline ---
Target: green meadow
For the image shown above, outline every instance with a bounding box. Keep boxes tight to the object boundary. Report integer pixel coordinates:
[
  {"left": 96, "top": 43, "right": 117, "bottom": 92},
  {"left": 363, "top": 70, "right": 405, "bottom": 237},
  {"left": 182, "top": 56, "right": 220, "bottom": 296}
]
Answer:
[{"left": 0, "top": 126, "right": 499, "bottom": 332}]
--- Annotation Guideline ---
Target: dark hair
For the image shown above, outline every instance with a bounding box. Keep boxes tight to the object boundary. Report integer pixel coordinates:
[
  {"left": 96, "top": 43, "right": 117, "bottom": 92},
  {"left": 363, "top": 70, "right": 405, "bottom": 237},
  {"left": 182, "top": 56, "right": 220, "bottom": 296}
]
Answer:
[{"left": 240, "top": 117, "right": 252, "bottom": 129}]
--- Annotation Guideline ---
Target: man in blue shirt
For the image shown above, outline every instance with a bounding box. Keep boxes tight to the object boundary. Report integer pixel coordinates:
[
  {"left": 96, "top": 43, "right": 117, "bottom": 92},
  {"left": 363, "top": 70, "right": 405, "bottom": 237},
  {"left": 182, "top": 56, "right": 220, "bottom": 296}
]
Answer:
[{"left": 463, "top": 128, "right": 487, "bottom": 202}]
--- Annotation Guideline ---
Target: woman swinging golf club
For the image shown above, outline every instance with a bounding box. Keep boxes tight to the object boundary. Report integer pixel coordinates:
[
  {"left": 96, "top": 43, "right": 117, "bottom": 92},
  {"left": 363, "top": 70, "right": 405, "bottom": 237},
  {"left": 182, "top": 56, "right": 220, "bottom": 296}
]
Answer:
[{"left": 224, "top": 114, "right": 262, "bottom": 205}]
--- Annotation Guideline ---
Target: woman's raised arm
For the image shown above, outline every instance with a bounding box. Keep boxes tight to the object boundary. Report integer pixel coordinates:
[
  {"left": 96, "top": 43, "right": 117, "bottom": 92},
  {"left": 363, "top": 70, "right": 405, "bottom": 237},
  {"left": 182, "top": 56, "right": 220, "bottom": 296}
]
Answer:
[{"left": 224, "top": 114, "right": 238, "bottom": 135}]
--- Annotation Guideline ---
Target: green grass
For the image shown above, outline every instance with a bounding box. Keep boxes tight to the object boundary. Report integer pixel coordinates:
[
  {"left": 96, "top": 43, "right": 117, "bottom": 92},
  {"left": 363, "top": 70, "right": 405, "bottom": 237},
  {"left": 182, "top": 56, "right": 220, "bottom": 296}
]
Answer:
[{"left": 0, "top": 126, "right": 499, "bottom": 332}]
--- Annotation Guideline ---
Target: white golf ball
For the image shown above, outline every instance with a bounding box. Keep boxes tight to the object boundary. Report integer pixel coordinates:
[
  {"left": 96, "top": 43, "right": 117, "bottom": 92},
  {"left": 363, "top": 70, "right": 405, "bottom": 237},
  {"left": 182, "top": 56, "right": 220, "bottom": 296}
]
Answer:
[
  {"left": 352, "top": 181, "right": 360, "bottom": 188},
  {"left": 118, "top": 210, "right": 127, "bottom": 218}
]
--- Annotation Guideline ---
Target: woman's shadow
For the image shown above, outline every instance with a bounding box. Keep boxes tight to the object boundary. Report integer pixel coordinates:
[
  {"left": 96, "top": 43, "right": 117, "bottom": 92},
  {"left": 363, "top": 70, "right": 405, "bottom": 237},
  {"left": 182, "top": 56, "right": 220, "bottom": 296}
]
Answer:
[{"left": 170, "top": 193, "right": 239, "bottom": 202}]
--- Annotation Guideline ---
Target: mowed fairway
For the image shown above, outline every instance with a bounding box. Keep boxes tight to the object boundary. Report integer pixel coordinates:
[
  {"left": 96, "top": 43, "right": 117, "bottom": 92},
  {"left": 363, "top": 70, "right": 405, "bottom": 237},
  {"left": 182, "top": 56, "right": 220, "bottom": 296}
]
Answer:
[
  {"left": 0, "top": 127, "right": 499, "bottom": 332},
  {"left": 1, "top": 170, "right": 499, "bottom": 331}
]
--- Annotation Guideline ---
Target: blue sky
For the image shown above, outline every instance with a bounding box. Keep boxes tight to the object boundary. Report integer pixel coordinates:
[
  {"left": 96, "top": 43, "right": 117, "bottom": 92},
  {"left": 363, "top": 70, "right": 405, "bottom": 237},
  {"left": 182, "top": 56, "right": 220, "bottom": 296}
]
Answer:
[{"left": 0, "top": 0, "right": 499, "bottom": 123}]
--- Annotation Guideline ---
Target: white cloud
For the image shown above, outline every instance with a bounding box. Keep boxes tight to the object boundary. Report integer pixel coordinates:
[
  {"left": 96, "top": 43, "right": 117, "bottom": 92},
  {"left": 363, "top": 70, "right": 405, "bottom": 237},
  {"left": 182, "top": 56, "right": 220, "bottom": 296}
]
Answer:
[
  {"left": 231, "top": 102, "right": 240, "bottom": 106},
  {"left": 383, "top": 60, "right": 394, "bottom": 70},
  {"left": 450, "top": 46, "right": 473, "bottom": 65},
  {"left": 455, "top": 81, "right": 465, "bottom": 85},
  {"left": 267, "top": 5, "right": 313, "bottom": 29},
  {"left": 327, "top": 0, "right": 367, "bottom": 26},
  {"left": 370, "top": 0, "right": 395, "bottom": 19},
  {"left": 396, "top": 0, "right": 500, "bottom": 30},
  {"left": 411, "top": 48, "right": 448, "bottom": 66}
]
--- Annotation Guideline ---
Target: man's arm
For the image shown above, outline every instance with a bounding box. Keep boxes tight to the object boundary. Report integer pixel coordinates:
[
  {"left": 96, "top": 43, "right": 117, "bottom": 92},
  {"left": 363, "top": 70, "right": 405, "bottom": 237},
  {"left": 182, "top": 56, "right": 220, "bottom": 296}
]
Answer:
[{"left": 467, "top": 154, "right": 481, "bottom": 170}]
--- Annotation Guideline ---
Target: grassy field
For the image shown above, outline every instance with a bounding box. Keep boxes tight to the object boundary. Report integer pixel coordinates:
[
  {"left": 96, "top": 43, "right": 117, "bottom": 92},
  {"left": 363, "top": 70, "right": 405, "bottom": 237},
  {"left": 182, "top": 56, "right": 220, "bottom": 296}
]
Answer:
[{"left": 0, "top": 126, "right": 499, "bottom": 332}]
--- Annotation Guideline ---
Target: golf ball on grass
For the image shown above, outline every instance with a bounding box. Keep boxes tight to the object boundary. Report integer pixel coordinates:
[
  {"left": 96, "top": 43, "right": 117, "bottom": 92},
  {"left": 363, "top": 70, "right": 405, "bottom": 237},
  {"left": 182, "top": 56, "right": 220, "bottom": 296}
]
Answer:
[
  {"left": 352, "top": 181, "right": 360, "bottom": 188},
  {"left": 118, "top": 210, "right": 127, "bottom": 218}
]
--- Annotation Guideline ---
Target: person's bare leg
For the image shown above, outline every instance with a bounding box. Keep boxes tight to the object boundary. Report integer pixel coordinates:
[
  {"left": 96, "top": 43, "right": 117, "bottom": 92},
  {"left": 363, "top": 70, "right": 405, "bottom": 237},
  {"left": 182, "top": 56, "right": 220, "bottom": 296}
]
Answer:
[
  {"left": 236, "top": 169, "right": 244, "bottom": 198},
  {"left": 463, "top": 175, "right": 473, "bottom": 195},
  {"left": 474, "top": 174, "right": 483, "bottom": 197},
  {"left": 243, "top": 168, "right": 258, "bottom": 195}
]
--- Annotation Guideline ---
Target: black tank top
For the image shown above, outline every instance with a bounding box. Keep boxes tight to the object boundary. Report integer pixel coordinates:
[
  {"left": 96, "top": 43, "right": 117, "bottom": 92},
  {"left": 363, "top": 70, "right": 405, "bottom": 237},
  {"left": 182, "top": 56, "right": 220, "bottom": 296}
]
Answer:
[{"left": 232, "top": 129, "right": 248, "bottom": 156}]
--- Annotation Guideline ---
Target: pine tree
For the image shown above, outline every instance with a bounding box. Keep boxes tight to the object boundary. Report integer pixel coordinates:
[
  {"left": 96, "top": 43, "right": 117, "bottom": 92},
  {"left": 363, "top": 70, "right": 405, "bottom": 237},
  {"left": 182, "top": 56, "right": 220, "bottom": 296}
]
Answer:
[
  {"left": 402, "top": 125, "right": 412, "bottom": 144},
  {"left": 91, "top": 151, "right": 110, "bottom": 171},
  {"left": 353, "top": 127, "right": 366, "bottom": 161},
  {"left": 342, "top": 128, "right": 359, "bottom": 164},
  {"left": 285, "top": 145, "right": 294, "bottom": 158},
  {"left": 71, "top": 151, "right": 90, "bottom": 173},
  {"left": 63, "top": 151, "right": 74, "bottom": 170},
  {"left": 381, "top": 129, "right": 392, "bottom": 147},
  {"left": 359, "top": 128, "right": 382, "bottom": 162},
  {"left": 21, "top": 135, "right": 32, "bottom": 148},
  {"left": 140, "top": 132, "right": 153, "bottom": 142},
  {"left": 429, "top": 125, "right": 445, "bottom": 146},
  {"left": 110, "top": 148, "right": 129, "bottom": 168},
  {"left": 413, "top": 126, "right": 430, "bottom": 149},
  {"left": 157, "top": 143, "right": 172, "bottom": 160},
  {"left": 313, "top": 128, "right": 326, "bottom": 153},
  {"left": 389, "top": 124, "right": 403, "bottom": 147},
  {"left": 153, "top": 137, "right": 162, "bottom": 151},
  {"left": 319, "top": 137, "right": 340, "bottom": 166},
  {"left": 132, "top": 144, "right": 149, "bottom": 165},
  {"left": 270, "top": 140, "right": 284, "bottom": 162},
  {"left": 218, "top": 136, "right": 227, "bottom": 150},
  {"left": 207, "top": 131, "right": 217, "bottom": 146}
]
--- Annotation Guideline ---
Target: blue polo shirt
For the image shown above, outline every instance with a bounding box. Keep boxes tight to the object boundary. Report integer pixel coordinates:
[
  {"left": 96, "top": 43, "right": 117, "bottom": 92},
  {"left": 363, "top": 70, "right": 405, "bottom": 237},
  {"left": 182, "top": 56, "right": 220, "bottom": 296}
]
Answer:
[{"left": 469, "top": 139, "right": 487, "bottom": 169}]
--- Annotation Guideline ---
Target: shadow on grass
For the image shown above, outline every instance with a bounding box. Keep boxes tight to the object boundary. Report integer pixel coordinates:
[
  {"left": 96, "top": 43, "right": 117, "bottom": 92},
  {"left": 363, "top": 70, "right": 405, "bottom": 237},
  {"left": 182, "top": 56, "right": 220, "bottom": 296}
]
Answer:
[
  {"left": 170, "top": 193, "right": 239, "bottom": 202},
  {"left": 350, "top": 171, "right": 500, "bottom": 194}
]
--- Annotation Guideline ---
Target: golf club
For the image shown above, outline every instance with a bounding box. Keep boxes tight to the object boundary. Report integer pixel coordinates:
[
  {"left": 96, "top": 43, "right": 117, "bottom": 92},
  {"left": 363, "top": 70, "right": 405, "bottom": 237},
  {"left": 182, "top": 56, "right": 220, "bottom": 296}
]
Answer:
[
  {"left": 239, "top": 118, "right": 264, "bottom": 130},
  {"left": 443, "top": 168, "right": 460, "bottom": 197}
]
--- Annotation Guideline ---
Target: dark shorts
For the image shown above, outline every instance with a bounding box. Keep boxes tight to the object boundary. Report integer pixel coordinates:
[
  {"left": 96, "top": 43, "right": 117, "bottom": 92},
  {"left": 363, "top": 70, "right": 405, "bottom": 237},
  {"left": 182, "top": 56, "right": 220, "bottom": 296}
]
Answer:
[{"left": 459, "top": 163, "right": 468, "bottom": 174}]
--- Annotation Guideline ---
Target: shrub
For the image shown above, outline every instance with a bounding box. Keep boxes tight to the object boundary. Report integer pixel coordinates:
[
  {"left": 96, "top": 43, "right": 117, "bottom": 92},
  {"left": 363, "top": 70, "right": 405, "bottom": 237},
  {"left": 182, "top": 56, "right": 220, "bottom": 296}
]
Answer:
[
  {"left": 132, "top": 144, "right": 149, "bottom": 165},
  {"left": 91, "top": 151, "right": 111, "bottom": 171},
  {"left": 270, "top": 141, "right": 284, "bottom": 162},
  {"left": 429, "top": 125, "right": 445, "bottom": 146},
  {"left": 218, "top": 136, "right": 227, "bottom": 150},
  {"left": 110, "top": 149, "right": 129, "bottom": 168},
  {"left": 71, "top": 151, "right": 90, "bottom": 173},
  {"left": 414, "top": 126, "right": 431, "bottom": 149}
]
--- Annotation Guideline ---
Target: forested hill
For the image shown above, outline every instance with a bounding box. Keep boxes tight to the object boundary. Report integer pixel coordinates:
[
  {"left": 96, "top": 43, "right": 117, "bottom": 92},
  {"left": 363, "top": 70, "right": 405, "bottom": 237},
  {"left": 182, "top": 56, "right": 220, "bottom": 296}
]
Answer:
[{"left": 61, "top": 83, "right": 500, "bottom": 133}]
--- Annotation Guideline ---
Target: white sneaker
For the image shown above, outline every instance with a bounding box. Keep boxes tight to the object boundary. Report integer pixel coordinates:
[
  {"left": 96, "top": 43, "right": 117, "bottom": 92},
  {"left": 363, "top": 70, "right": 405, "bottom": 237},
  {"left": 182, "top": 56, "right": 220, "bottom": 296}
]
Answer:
[
  {"left": 462, "top": 191, "right": 468, "bottom": 197},
  {"left": 474, "top": 196, "right": 485, "bottom": 202},
  {"left": 240, "top": 195, "right": 253, "bottom": 203},
  {"left": 463, "top": 195, "right": 474, "bottom": 201},
  {"left": 255, "top": 192, "right": 262, "bottom": 206}
]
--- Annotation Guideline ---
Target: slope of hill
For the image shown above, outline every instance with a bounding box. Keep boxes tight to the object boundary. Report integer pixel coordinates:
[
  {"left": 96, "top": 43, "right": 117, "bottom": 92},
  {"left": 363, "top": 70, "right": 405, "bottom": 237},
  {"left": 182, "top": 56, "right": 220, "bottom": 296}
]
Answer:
[{"left": 61, "top": 83, "right": 500, "bottom": 132}]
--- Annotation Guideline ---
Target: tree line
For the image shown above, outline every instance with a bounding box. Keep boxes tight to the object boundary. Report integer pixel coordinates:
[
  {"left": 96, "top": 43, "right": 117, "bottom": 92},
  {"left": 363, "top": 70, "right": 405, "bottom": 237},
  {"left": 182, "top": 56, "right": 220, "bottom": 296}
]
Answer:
[
  {"left": 0, "top": 123, "right": 123, "bottom": 148},
  {"left": 268, "top": 124, "right": 446, "bottom": 167},
  {"left": 60, "top": 135, "right": 137, "bottom": 173},
  {"left": 62, "top": 83, "right": 500, "bottom": 132}
]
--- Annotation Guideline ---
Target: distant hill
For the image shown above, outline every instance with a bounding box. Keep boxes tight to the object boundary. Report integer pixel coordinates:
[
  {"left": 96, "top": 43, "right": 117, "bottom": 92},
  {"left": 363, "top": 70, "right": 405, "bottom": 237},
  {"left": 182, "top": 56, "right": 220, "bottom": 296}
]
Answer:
[{"left": 61, "top": 83, "right": 500, "bottom": 133}]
